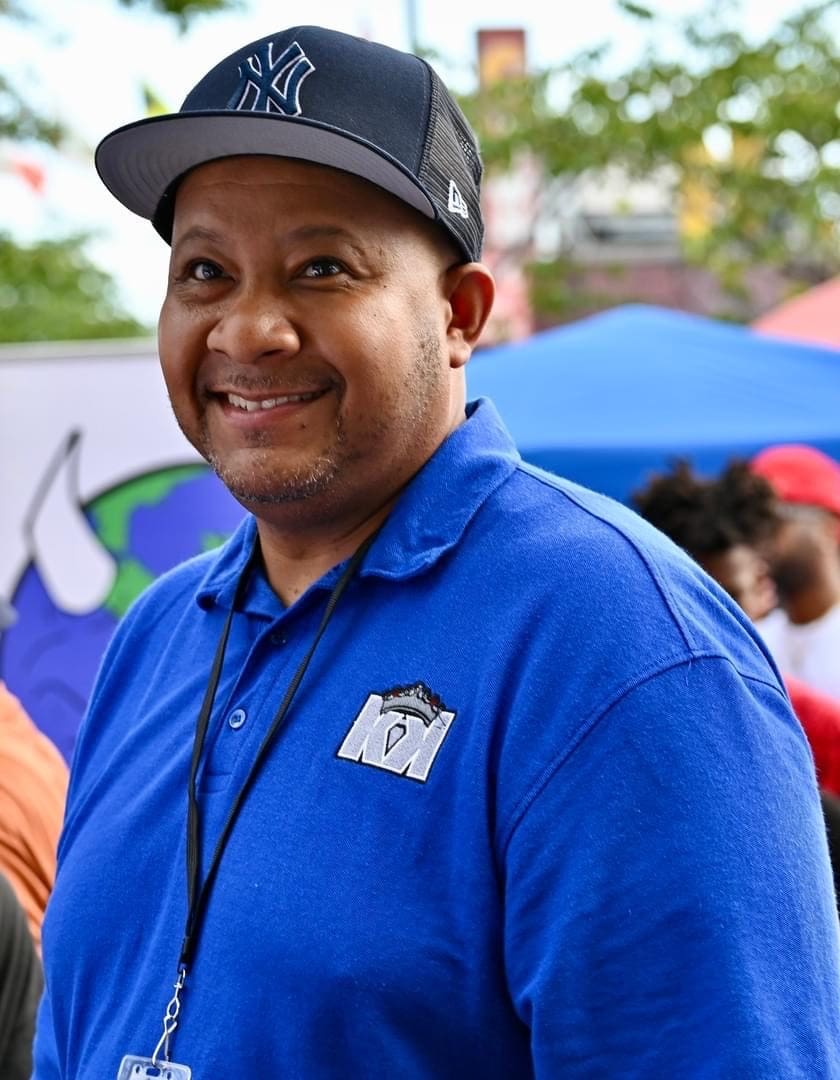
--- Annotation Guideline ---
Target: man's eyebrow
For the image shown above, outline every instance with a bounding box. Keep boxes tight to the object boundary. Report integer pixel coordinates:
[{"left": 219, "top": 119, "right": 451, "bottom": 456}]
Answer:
[
  {"left": 280, "top": 224, "right": 367, "bottom": 255},
  {"left": 171, "top": 225, "right": 225, "bottom": 252},
  {"left": 172, "top": 223, "right": 368, "bottom": 254},
  {"left": 283, "top": 225, "right": 366, "bottom": 251}
]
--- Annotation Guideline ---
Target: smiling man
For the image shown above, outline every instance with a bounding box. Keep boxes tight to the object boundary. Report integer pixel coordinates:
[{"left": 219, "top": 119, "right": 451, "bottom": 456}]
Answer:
[
  {"left": 35, "top": 25, "right": 840, "bottom": 1080},
  {"left": 158, "top": 157, "right": 478, "bottom": 603}
]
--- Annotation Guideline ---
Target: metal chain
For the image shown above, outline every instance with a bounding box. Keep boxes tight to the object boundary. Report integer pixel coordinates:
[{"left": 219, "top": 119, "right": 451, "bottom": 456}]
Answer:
[{"left": 151, "top": 967, "right": 187, "bottom": 1067}]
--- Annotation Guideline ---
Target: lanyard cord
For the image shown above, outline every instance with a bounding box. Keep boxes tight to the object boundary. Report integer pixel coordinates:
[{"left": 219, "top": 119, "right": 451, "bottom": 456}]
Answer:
[{"left": 179, "top": 529, "right": 378, "bottom": 971}]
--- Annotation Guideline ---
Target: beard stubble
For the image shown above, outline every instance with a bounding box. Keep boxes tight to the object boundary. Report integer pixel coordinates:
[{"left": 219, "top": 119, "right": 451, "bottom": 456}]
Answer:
[{"left": 190, "top": 329, "right": 447, "bottom": 508}]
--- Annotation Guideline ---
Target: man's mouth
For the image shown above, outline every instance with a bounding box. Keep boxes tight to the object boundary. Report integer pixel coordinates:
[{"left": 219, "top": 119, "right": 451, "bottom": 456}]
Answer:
[{"left": 223, "top": 389, "right": 327, "bottom": 412}]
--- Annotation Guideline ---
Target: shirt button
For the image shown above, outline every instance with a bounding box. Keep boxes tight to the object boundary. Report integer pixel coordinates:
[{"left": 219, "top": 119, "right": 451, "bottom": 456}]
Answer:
[
  {"left": 228, "top": 708, "right": 246, "bottom": 730},
  {"left": 270, "top": 632, "right": 287, "bottom": 646}
]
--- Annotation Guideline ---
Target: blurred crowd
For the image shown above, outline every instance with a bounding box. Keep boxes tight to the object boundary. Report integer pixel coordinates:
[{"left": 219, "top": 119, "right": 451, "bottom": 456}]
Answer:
[{"left": 1, "top": 441, "right": 839, "bottom": 1075}]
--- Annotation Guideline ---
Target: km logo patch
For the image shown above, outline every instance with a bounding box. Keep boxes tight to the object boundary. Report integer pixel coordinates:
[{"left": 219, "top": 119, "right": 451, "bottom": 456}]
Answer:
[
  {"left": 227, "top": 39, "right": 315, "bottom": 116},
  {"left": 337, "top": 683, "right": 456, "bottom": 783}
]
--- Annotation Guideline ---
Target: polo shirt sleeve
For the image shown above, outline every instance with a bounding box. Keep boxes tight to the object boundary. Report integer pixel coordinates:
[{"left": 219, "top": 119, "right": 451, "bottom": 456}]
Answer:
[
  {"left": 501, "top": 655, "right": 840, "bottom": 1077},
  {"left": 32, "top": 979, "right": 60, "bottom": 1079}
]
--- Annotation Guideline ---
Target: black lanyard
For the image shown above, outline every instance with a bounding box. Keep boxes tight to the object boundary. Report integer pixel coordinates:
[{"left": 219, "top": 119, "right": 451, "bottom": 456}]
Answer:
[{"left": 178, "top": 529, "right": 378, "bottom": 972}]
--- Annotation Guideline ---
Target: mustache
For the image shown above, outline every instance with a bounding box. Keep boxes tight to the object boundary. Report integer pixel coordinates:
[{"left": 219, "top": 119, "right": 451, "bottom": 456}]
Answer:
[{"left": 199, "top": 368, "right": 343, "bottom": 397}]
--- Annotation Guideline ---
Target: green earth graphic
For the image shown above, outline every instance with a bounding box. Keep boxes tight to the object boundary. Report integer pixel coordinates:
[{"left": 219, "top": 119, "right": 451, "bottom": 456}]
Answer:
[{"left": 2, "top": 465, "right": 245, "bottom": 759}]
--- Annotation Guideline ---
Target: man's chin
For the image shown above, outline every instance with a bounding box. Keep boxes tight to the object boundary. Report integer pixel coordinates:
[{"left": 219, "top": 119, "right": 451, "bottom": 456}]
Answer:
[{"left": 212, "top": 462, "right": 338, "bottom": 508}]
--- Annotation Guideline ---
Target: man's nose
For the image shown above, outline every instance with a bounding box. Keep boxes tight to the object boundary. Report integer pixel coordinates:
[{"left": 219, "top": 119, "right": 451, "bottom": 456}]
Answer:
[{"left": 206, "top": 287, "right": 301, "bottom": 364}]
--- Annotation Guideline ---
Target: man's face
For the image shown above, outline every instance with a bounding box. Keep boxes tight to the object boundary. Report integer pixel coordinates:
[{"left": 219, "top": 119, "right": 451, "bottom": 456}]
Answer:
[
  {"left": 158, "top": 156, "right": 464, "bottom": 523},
  {"left": 763, "top": 505, "right": 840, "bottom": 602},
  {"left": 700, "top": 544, "right": 778, "bottom": 622}
]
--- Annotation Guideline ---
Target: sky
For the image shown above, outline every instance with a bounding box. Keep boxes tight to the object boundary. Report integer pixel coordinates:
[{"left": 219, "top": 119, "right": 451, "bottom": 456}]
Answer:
[{"left": 1, "top": 0, "right": 812, "bottom": 327}]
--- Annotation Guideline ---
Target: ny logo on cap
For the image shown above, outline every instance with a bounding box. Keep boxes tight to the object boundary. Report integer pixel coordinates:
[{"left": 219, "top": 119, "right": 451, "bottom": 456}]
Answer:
[{"left": 227, "top": 40, "right": 315, "bottom": 116}]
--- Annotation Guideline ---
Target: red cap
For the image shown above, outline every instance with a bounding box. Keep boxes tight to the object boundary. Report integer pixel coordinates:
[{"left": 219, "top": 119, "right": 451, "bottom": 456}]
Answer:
[{"left": 751, "top": 444, "right": 840, "bottom": 516}]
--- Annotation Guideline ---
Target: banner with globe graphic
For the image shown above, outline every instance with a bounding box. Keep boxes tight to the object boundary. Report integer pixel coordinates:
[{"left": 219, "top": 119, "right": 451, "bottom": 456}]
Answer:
[{"left": 0, "top": 341, "right": 246, "bottom": 761}]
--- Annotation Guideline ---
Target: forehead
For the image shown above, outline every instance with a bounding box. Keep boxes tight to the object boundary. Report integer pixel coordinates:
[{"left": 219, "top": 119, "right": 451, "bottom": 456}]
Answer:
[
  {"left": 703, "top": 544, "right": 762, "bottom": 585},
  {"left": 776, "top": 502, "right": 832, "bottom": 524},
  {"left": 173, "top": 155, "right": 434, "bottom": 239},
  {"left": 773, "top": 502, "right": 836, "bottom": 540}
]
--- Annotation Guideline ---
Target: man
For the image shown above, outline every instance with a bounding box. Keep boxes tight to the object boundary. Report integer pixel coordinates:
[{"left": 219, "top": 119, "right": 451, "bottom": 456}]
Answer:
[
  {"left": 36, "top": 26, "right": 840, "bottom": 1079},
  {"left": 0, "top": 681, "right": 68, "bottom": 954},
  {"left": 751, "top": 444, "right": 840, "bottom": 699}
]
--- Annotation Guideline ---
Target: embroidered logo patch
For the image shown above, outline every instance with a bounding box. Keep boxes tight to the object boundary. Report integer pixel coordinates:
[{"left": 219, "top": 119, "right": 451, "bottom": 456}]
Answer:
[
  {"left": 337, "top": 683, "right": 455, "bottom": 783},
  {"left": 447, "top": 179, "right": 469, "bottom": 220},
  {"left": 227, "top": 40, "right": 315, "bottom": 116}
]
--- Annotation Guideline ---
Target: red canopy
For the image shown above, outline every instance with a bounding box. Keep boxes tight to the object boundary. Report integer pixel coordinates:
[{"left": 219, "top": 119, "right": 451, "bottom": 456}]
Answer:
[{"left": 753, "top": 277, "right": 840, "bottom": 349}]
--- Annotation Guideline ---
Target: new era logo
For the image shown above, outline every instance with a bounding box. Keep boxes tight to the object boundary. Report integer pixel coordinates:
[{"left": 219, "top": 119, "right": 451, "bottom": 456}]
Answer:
[
  {"left": 337, "top": 683, "right": 455, "bottom": 783},
  {"left": 227, "top": 39, "right": 315, "bottom": 116},
  {"left": 448, "top": 180, "right": 469, "bottom": 220}
]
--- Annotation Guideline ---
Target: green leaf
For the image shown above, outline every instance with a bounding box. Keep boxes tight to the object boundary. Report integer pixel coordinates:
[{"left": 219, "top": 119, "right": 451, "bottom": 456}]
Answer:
[
  {"left": 617, "top": 0, "right": 656, "bottom": 20},
  {"left": 462, "top": 0, "right": 840, "bottom": 317},
  {"left": 0, "top": 233, "right": 150, "bottom": 343}
]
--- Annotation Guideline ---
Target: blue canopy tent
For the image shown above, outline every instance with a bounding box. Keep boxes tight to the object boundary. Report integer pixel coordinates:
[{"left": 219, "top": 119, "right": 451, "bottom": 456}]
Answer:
[{"left": 466, "top": 304, "right": 840, "bottom": 504}]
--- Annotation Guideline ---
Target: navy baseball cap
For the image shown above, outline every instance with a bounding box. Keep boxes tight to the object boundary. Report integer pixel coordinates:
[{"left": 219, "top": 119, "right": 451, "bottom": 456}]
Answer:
[{"left": 95, "top": 25, "right": 484, "bottom": 262}]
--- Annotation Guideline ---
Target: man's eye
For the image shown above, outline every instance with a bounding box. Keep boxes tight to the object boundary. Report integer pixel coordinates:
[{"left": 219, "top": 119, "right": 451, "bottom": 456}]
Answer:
[
  {"left": 301, "top": 258, "right": 345, "bottom": 279},
  {"left": 187, "top": 260, "right": 222, "bottom": 281}
]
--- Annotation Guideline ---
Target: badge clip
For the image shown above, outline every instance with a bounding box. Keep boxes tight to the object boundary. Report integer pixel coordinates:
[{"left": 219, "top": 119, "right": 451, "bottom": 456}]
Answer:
[{"left": 116, "top": 967, "right": 191, "bottom": 1079}]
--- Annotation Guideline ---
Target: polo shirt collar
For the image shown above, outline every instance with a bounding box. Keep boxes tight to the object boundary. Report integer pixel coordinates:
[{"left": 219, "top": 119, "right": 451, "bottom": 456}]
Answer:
[
  {"left": 194, "top": 514, "right": 258, "bottom": 612},
  {"left": 359, "top": 397, "right": 518, "bottom": 580},
  {"left": 195, "top": 397, "right": 518, "bottom": 611}
]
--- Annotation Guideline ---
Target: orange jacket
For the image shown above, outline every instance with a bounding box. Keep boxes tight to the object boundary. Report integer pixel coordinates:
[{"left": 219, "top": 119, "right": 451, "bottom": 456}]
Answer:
[{"left": 0, "top": 683, "right": 68, "bottom": 952}]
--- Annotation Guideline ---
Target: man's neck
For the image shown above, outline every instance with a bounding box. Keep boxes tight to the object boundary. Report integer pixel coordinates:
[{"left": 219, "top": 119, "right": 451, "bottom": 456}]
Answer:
[
  {"left": 248, "top": 398, "right": 468, "bottom": 605},
  {"left": 784, "top": 581, "right": 840, "bottom": 626},
  {"left": 254, "top": 500, "right": 396, "bottom": 607}
]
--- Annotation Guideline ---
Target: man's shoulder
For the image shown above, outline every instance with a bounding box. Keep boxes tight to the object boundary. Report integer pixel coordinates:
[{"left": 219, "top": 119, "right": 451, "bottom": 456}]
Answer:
[
  {"left": 481, "top": 459, "right": 698, "bottom": 595},
  {"left": 503, "top": 462, "right": 659, "bottom": 536},
  {"left": 475, "top": 462, "right": 777, "bottom": 679}
]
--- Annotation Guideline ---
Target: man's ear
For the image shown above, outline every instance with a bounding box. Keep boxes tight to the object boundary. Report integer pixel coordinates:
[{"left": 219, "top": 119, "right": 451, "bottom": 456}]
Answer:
[{"left": 443, "top": 263, "right": 496, "bottom": 369}]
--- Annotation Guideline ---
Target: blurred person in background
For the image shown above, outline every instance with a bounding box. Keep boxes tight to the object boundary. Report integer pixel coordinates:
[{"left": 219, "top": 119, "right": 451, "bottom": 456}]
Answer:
[
  {"left": 0, "top": 603, "right": 69, "bottom": 955},
  {"left": 633, "top": 459, "right": 779, "bottom": 623},
  {"left": 824, "top": 792, "right": 840, "bottom": 912},
  {"left": 0, "top": 868, "right": 42, "bottom": 1080},
  {"left": 750, "top": 444, "right": 840, "bottom": 700}
]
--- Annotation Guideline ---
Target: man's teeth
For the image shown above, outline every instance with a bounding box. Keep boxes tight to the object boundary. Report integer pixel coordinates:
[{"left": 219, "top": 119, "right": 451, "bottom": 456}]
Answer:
[{"left": 226, "top": 391, "right": 321, "bottom": 412}]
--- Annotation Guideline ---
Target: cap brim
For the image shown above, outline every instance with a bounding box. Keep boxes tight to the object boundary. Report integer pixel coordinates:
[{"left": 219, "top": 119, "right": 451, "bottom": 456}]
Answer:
[{"left": 95, "top": 111, "right": 436, "bottom": 233}]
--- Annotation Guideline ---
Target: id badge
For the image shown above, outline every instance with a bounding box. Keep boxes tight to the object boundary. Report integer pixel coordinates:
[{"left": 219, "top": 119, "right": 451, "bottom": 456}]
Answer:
[{"left": 117, "top": 1054, "right": 192, "bottom": 1079}]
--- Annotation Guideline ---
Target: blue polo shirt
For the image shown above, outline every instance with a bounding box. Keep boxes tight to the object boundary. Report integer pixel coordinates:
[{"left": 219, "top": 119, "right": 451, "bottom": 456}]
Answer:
[{"left": 36, "top": 400, "right": 840, "bottom": 1078}]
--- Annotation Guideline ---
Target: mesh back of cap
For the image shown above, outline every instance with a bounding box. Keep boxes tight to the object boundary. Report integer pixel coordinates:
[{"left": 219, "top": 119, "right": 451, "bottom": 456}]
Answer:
[{"left": 418, "top": 66, "right": 484, "bottom": 262}]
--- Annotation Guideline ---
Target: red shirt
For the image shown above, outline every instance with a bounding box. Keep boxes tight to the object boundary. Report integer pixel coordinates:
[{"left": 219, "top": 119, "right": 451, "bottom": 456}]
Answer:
[{"left": 786, "top": 675, "right": 840, "bottom": 798}]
